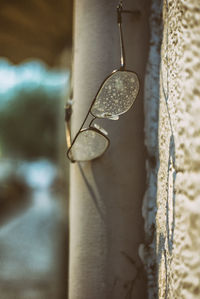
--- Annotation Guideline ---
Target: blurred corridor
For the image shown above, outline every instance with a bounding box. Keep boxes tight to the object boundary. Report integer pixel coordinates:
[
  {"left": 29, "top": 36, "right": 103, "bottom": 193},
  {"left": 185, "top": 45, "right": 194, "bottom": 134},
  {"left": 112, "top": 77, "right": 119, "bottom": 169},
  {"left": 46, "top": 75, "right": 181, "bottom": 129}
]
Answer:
[
  {"left": 0, "top": 61, "right": 69, "bottom": 299},
  {"left": 0, "top": 160, "right": 68, "bottom": 299},
  {"left": 0, "top": 0, "right": 72, "bottom": 297}
]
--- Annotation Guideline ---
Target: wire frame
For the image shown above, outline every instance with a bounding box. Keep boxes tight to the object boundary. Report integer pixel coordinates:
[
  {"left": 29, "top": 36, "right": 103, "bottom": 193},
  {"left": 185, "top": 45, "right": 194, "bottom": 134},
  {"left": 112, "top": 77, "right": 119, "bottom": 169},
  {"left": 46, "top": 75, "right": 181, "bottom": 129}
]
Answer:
[
  {"left": 67, "top": 69, "right": 139, "bottom": 162},
  {"left": 66, "top": 2, "right": 141, "bottom": 163},
  {"left": 68, "top": 127, "right": 110, "bottom": 162},
  {"left": 91, "top": 69, "right": 139, "bottom": 119}
]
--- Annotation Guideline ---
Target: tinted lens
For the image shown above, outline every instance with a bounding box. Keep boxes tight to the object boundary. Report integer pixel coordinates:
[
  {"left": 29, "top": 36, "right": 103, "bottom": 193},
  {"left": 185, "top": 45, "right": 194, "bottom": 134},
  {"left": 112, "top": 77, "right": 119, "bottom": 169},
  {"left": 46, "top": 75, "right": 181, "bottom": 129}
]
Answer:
[
  {"left": 91, "top": 70, "right": 139, "bottom": 119},
  {"left": 68, "top": 129, "right": 109, "bottom": 162}
]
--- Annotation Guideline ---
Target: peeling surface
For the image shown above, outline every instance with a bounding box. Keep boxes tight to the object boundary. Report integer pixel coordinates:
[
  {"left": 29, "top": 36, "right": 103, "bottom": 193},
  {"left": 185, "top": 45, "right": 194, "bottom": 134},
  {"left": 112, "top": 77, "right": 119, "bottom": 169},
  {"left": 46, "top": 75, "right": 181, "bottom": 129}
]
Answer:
[
  {"left": 141, "top": 0, "right": 163, "bottom": 298},
  {"left": 143, "top": 0, "right": 200, "bottom": 298}
]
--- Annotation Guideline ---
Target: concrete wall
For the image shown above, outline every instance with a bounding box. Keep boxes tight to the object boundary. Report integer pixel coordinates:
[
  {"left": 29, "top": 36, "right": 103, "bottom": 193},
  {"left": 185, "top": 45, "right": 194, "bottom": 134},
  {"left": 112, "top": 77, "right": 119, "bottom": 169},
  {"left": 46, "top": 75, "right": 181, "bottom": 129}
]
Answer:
[{"left": 143, "top": 0, "right": 200, "bottom": 298}]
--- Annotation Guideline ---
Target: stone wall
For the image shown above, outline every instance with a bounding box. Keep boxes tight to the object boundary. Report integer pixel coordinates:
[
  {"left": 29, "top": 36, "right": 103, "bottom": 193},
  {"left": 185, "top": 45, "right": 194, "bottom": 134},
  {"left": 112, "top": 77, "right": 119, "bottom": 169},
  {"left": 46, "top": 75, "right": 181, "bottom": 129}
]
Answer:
[{"left": 143, "top": 0, "right": 200, "bottom": 298}]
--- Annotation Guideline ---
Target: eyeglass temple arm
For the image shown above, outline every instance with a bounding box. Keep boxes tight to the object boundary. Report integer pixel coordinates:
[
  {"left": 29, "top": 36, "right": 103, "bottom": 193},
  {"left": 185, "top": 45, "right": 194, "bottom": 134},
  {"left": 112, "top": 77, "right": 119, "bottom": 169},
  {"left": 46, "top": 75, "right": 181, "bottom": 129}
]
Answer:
[
  {"left": 65, "top": 103, "right": 72, "bottom": 149},
  {"left": 117, "top": 3, "right": 141, "bottom": 70},
  {"left": 65, "top": 100, "right": 96, "bottom": 163}
]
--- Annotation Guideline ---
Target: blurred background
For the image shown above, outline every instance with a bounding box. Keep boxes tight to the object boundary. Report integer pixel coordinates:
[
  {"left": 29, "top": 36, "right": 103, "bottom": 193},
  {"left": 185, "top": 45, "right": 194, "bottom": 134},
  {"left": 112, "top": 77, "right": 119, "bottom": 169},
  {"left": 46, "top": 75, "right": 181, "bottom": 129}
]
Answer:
[{"left": 0, "top": 0, "right": 73, "bottom": 298}]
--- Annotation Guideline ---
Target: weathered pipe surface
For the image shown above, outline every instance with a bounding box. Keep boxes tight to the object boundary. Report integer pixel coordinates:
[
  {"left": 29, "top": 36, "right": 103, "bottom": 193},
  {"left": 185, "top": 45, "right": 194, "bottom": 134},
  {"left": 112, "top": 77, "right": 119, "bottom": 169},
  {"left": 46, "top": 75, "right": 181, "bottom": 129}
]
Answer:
[{"left": 68, "top": 0, "right": 150, "bottom": 298}]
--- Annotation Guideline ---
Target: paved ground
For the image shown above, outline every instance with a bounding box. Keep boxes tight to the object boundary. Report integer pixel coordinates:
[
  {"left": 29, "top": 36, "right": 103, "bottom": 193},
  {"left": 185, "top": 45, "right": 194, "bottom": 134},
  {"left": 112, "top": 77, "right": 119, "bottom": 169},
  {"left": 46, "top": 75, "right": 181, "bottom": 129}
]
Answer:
[{"left": 0, "top": 160, "right": 68, "bottom": 299}]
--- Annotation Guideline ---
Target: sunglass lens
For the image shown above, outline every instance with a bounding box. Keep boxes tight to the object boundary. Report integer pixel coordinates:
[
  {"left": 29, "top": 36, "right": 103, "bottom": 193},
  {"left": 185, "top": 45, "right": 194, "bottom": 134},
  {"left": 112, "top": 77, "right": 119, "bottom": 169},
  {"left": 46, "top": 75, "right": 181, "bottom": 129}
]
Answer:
[
  {"left": 68, "top": 129, "right": 109, "bottom": 162},
  {"left": 91, "top": 70, "right": 139, "bottom": 119}
]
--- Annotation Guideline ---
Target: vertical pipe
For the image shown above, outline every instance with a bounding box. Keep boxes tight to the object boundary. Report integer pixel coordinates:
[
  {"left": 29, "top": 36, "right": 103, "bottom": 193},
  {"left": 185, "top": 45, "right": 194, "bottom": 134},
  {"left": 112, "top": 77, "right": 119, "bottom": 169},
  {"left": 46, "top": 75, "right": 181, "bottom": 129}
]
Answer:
[{"left": 68, "top": 0, "right": 150, "bottom": 298}]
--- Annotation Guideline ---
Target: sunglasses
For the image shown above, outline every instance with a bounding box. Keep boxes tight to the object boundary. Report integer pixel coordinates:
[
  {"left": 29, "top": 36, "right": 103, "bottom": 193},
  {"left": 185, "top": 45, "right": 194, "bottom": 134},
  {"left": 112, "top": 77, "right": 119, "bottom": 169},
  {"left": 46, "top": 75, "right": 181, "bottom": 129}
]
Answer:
[{"left": 65, "top": 2, "right": 140, "bottom": 163}]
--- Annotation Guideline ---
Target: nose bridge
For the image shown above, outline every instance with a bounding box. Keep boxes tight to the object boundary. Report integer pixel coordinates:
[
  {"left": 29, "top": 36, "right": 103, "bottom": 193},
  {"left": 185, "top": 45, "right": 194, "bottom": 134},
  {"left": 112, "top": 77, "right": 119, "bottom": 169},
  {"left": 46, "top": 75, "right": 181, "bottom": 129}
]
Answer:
[{"left": 92, "top": 123, "right": 108, "bottom": 136}]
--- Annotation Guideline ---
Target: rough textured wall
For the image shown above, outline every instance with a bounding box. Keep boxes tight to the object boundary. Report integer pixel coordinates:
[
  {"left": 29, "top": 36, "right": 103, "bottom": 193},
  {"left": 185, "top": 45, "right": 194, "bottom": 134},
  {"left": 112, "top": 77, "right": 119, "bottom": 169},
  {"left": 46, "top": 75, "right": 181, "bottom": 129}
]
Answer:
[{"left": 142, "top": 0, "right": 200, "bottom": 298}]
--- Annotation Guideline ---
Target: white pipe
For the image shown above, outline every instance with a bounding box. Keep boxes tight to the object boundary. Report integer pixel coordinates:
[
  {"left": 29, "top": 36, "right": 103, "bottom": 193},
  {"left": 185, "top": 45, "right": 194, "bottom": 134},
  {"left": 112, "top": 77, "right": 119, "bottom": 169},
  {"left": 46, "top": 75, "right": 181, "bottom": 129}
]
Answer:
[{"left": 69, "top": 0, "right": 150, "bottom": 298}]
